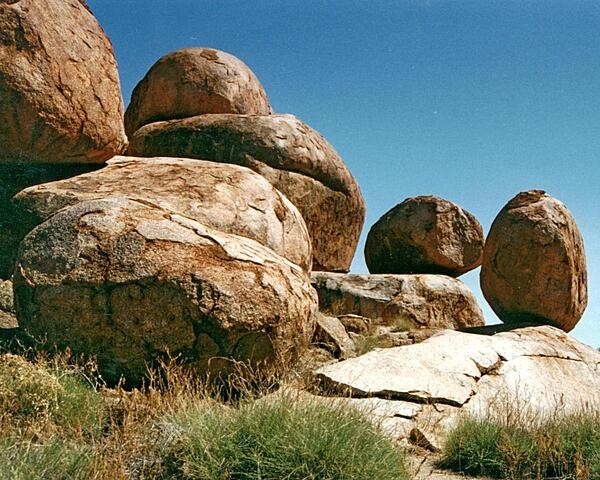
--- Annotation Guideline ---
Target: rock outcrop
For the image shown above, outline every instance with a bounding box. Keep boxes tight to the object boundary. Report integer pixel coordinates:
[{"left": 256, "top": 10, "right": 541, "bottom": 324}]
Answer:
[
  {"left": 0, "top": 279, "right": 16, "bottom": 331},
  {"left": 128, "top": 114, "right": 365, "bottom": 271},
  {"left": 313, "top": 325, "right": 600, "bottom": 448},
  {"left": 14, "top": 198, "right": 317, "bottom": 386},
  {"left": 13, "top": 156, "right": 312, "bottom": 272},
  {"left": 124, "top": 48, "right": 271, "bottom": 137},
  {"left": 311, "top": 272, "right": 484, "bottom": 330},
  {"left": 0, "top": 0, "right": 127, "bottom": 163},
  {"left": 365, "top": 196, "right": 484, "bottom": 277},
  {"left": 480, "top": 190, "right": 587, "bottom": 332}
]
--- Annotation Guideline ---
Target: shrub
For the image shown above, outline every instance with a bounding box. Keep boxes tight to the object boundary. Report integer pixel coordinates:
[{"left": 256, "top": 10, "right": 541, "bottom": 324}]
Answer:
[
  {"left": 440, "top": 410, "right": 600, "bottom": 480},
  {"left": 161, "top": 390, "right": 410, "bottom": 480}
]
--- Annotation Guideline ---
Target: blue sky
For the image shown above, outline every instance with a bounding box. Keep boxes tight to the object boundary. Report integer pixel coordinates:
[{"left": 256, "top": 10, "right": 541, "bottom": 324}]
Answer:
[{"left": 87, "top": 1, "right": 600, "bottom": 346}]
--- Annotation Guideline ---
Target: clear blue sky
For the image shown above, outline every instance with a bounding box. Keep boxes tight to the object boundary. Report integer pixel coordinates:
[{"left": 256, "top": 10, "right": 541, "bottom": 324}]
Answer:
[{"left": 87, "top": 0, "right": 600, "bottom": 346}]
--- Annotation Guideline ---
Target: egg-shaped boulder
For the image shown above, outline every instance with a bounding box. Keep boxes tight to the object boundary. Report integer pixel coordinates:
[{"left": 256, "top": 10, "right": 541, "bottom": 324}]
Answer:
[
  {"left": 0, "top": 0, "right": 127, "bottom": 163},
  {"left": 14, "top": 198, "right": 318, "bottom": 386},
  {"left": 365, "top": 196, "right": 484, "bottom": 276},
  {"left": 124, "top": 47, "right": 271, "bottom": 137},
  {"left": 480, "top": 190, "right": 587, "bottom": 332}
]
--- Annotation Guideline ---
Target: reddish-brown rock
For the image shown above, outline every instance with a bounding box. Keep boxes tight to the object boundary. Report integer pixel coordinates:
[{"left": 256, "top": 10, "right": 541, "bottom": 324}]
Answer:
[
  {"left": 13, "top": 156, "right": 312, "bottom": 273},
  {"left": 14, "top": 198, "right": 317, "bottom": 386},
  {"left": 0, "top": 0, "right": 127, "bottom": 163},
  {"left": 124, "top": 48, "right": 271, "bottom": 137},
  {"left": 364, "top": 196, "right": 484, "bottom": 277},
  {"left": 480, "top": 190, "right": 587, "bottom": 332},
  {"left": 128, "top": 114, "right": 365, "bottom": 272}
]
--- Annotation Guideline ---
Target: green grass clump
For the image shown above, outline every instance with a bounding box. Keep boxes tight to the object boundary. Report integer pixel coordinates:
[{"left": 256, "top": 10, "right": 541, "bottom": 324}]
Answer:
[
  {"left": 161, "top": 391, "right": 410, "bottom": 480},
  {"left": 440, "top": 410, "right": 600, "bottom": 480}
]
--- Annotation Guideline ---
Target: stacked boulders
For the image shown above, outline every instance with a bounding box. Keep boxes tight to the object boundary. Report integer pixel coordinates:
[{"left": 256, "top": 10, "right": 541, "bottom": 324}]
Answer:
[
  {"left": 481, "top": 190, "right": 587, "bottom": 332},
  {"left": 309, "top": 196, "right": 486, "bottom": 357},
  {"left": 2, "top": 5, "right": 371, "bottom": 385},
  {"left": 125, "top": 48, "right": 365, "bottom": 272}
]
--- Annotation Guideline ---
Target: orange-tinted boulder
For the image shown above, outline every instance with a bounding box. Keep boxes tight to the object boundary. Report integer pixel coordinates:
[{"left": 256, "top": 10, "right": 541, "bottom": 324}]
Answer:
[
  {"left": 0, "top": 0, "right": 127, "bottom": 163},
  {"left": 480, "top": 190, "right": 587, "bottom": 332},
  {"left": 124, "top": 48, "right": 271, "bottom": 137}
]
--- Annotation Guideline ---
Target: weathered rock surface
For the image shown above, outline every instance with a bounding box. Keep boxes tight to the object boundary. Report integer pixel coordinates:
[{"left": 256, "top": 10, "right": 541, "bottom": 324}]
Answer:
[
  {"left": 365, "top": 196, "right": 484, "bottom": 277},
  {"left": 311, "top": 272, "right": 484, "bottom": 330},
  {"left": 313, "top": 325, "right": 600, "bottom": 448},
  {"left": 0, "top": 279, "right": 17, "bottom": 330},
  {"left": 0, "top": 0, "right": 127, "bottom": 163},
  {"left": 124, "top": 48, "right": 271, "bottom": 137},
  {"left": 312, "top": 313, "right": 355, "bottom": 359},
  {"left": 14, "top": 198, "right": 317, "bottom": 386},
  {"left": 480, "top": 190, "right": 587, "bottom": 332},
  {"left": 0, "top": 163, "right": 102, "bottom": 279},
  {"left": 128, "top": 114, "right": 365, "bottom": 272},
  {"left": 13, "top": 156, "right": 312, "bottom": 272}
]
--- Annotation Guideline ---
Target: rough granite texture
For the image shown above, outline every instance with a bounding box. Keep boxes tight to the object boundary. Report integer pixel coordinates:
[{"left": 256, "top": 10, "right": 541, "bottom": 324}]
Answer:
[
  {"left": 128, "top": 114, "right": 365, "bottom": 272},
  {"left": 0, "top": 0, "right": 127, "bottom": 163},
  {"left": 124, "top": 47, "right": 271, "bottom": 137},
  {"left": 365, "top": 196, "right": 484, "bottom": 277},
  {"left": 13, "top": 156, "right": 312, "bottom": 272},
  {"left": 311, "top": 272, "right": 484, "bottom": 330},
  {"left": 480, "top": 190, "right": 587, "bottom": 332},
  {"left": 14, "top": 198, "right": 317, "bottom": 386}
]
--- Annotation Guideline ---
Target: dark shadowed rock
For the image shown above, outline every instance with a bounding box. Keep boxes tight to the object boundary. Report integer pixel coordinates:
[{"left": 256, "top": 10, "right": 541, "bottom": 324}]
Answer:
[
  {"left": 13, "top": 156, "right": 312, "bottom": 272},
  {"left": 124, "top": 47, "right": 271, "bottom": 137},
  {"left": 311, "top": 272, "right": 484, "bottom": 330},
  {"left": 0, "top": 163, "right": 102, "bottom": 279},
  {"left": 14, "top": 198, "right": 317, "bottom": 386},
  {"left": 0, "top": 0, "right": 127, "bottom": 163},
  {"left": 128, "top": 114, "right": 365, "bottom": 272},
  {"left": 480, "top": 190, "right": 587, "bottom": 332},
  {"left": 364, "top": 196, "right": 484, "bottom": 277}
]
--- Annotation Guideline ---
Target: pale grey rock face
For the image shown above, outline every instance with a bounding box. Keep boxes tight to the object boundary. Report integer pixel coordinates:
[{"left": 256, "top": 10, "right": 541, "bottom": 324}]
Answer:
[
  {"left": 124, "top": 47, "right": 271, "bottom": 137},
  {"left": 14, "top": 198, "right": 318, "bottom": 386},
  {"left": 311, "top": 272, "right": 484, "bottom": 330},
  {"left": 312, "top": 325, "right": 600, "bottom": 448},
  {"left": 13, "top": 156, "right": 312, "bottom": 273},
  {"left": 365, "top": 196, "right": 484, "bottom": 277},
  {"left": 0, "top": 0, "right": 127, "bottom": 163},
  {"left": 481, "top": 190, "right": 588, "bottom": 332},
  {"left": 128, "top": 114, "right": 365, "bottom": 272}
]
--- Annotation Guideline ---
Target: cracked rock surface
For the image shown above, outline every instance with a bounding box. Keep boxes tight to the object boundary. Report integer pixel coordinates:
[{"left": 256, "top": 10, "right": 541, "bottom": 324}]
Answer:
[
  {"left": 124, "top": 47, "right": 271, "bottom": 137},
  {"left": 365, "top": 196, "right": 484, "bottom": 277},
  {"left": 14, "top": 198, "right": 317, "bottom": 386},
  {"left": 0, "top": 0, "right": 127, "bottom": 163},
  {"left": 481, "top": 189, "right": 588, "bottom": 332},
  {"left": 311, "top": 272, "right": 484, "bottom": 330},
  {"left": 128, "top": 114, "right": 365, "bottom": 272},
  {"left": 13, "top": 156, "right": 312, "bottom": 272},
  {"left": 313, "top": 325, "right": 600, "bottom": 448}
]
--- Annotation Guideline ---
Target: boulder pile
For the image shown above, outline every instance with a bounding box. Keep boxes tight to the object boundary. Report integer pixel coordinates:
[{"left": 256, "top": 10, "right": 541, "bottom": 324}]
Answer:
[{"left": 0, "top": 2, "right": 593, "bottom": 449}]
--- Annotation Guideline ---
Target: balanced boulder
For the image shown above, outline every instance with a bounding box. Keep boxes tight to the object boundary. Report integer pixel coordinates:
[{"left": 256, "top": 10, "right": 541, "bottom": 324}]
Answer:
[
  {"left": 480, "top": 190, "right": 587, "bottom": 332},
  {"left": 13, "top": 156, "right": 312, "bottom": 272},
  {"left": 364, "top": 196, "right": 484, "bottom": 276},
  {"left": 0, "top": 0, "right": 127, "bottom": 163},
  {"left": 128, "top": 114, "right": 365, "bottom": 272},
  {"left": 311, "top": 272, "right": 484, "bottom": 330},
  {"left": 14, "top": 198, "right": 317, "bottom": 386},
  {"left": 124, "top": 48, "right": 271, "bottom": 137}
]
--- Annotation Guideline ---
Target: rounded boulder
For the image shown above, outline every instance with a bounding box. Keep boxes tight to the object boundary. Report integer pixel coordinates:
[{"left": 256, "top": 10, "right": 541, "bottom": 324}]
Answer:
[
  {"left": 14, "top": 198, "right": 318, "bottom": 386},
  {"left": 365, "top": 196, "right": 484, "bottom": 276},
  {"left": 0, "top": 0, "right": 127, "bottom": 163},
  {"left": 480, "top": 190, "right": 587, "bottom": 332},
  {"left": 124, "top": 48, "right": 271, "bottom": 137}
]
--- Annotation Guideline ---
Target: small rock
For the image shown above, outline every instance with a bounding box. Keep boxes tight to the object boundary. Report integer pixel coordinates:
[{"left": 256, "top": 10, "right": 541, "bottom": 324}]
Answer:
[{"left": 312, "top": 314, "right": 355, "bottom": 359}]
